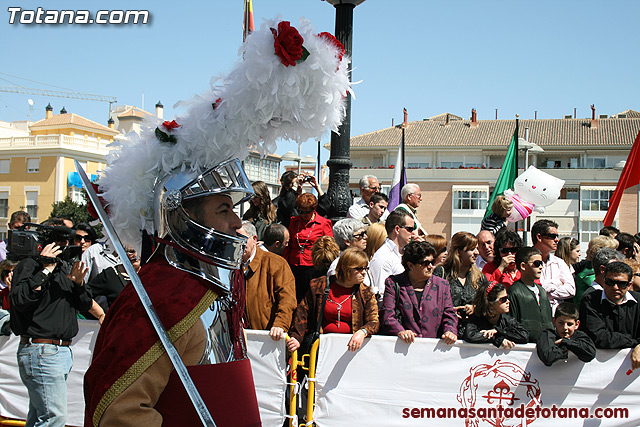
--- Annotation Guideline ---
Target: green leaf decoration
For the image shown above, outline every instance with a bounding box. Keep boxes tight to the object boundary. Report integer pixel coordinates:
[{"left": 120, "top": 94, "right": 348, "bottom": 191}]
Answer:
[
  {"left": 155, "top": 127, "right": 177, "bottom": 144},
  {"left": 297, "top": 46, "right": 310, "bottom": 64}
]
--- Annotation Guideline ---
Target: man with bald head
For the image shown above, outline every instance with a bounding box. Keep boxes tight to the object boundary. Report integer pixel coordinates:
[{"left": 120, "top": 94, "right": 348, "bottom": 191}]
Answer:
[{"left": 476, "top": 230, "right": 495, "bottom": 269}]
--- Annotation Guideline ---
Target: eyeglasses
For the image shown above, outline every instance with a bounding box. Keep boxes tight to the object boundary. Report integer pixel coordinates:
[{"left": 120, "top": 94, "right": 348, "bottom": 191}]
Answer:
[
  {"left": 352, "top": 231, "right": 367, "bottom": 240},
  {"left": 494, "top": 296, "right": 509, "bottom": 304},
  {"left": 416, "top": 258, "right": 435, "bottom": 267},
  {"left": 531, "top": 260, "right": 544, "bottom": 268},
  {"left": 604, "top": 278, "right": 630, "bottom": 289},
  {"left": 74, "top": 235, "right": 90, "bottom": 242},
  {"left": 400, "top": 225, "right": 417, "bottom": 232},
  {"left": 499, "top": 247, "right": 519, "bottom": 254},
  {"left": 410, "top": 193, "right": 423, "bottom": 199},
  {"left": 542, "top": 233, "right": 559, "bottom": 240},
  {"left": 367, "top": 186, "right": 381, "bottom": 191},
  {"left": 351, "top": 267, "right": 369, "bottom": 273}
]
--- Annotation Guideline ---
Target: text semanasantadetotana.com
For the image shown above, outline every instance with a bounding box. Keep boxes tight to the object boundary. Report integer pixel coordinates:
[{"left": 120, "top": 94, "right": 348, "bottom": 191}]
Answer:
[
  {"left": 402, "top": 405, "right": 629, "bottom": 420},
  {"left": 7, "top": 7, "right": 149, "bottom": 25}
]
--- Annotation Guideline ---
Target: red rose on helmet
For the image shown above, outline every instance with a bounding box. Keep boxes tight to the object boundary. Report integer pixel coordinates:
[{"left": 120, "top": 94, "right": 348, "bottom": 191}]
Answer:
[
  {"left": 317, "top": 32, "right": 345, "bottom": 62},
  {"left": 271, "top": 21, "right": 304, "bottom": 67},
  {"left": 162, "top": 120, "right": 181, "bottom": 130}
]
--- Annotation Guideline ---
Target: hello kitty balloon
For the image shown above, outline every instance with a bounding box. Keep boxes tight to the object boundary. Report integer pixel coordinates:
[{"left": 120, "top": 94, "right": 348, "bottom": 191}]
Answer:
[{"left": 502, "top": 166, "right": 565, "bottom": 222}]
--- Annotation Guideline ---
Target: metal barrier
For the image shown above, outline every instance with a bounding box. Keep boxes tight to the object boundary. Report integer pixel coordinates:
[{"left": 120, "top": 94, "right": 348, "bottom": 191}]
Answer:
[
  {"left": 286, "top": 337, "right": 320, "bottom": 427},
  {"left": 0, "top": 417, "right": 25, "bottom": 426}
]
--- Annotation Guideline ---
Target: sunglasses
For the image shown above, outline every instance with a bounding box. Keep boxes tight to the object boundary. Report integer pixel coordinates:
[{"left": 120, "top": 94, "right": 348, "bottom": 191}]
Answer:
[
  {"left": 416, "top": 258, "right": 435, "bottom": 267},
  {"left": 634, "top": 273, "right": 640, "bottom": 278},
  {"left": 400, "top": 225, "right": 417, "bottom": 232},
  {"left": 352, "top": 231, "right": 367, "bottom": 240},
  {"left": 542, "top": 233, "right": 559, "bottom": 240},
  {"left": 368, "top": 186, "right": 381, "bottom": 191},
  {"left": 499, "top": 247, "right": 519, "bottom": 254},
  {"left": 351, "top": 267, "right": 369, "bottom": 273},
  {"left": 74, "top": 236, "right": 91, "bottom": 242},
  {"left": 494, "top": 295, "right": 509, "bottom": 304},
  {"left": 299, "top": 209, "right": 315, "bottom": 215},
  {"left": 604, "top": 278, "right": 630, "bottom": 289},
  {"left": 530, "top": 260, "right": 544, "bottom": 268}
]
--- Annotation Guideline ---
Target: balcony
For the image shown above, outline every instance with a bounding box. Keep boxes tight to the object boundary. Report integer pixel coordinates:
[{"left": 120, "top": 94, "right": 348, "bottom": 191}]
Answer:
[{"left": 0, "top": 134, "right": 111, "bottom": 155}]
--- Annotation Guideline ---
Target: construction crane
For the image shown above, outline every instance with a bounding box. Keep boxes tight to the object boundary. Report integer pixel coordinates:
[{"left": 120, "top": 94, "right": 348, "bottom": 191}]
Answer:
[{"left": 0, "top": 85, "right": 117, "bottom": 110}]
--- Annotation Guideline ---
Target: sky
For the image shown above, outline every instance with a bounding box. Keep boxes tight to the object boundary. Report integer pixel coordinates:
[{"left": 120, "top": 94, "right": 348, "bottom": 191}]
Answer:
[{"left": 1, "top": 0, "right": 639, "bottom": 164}]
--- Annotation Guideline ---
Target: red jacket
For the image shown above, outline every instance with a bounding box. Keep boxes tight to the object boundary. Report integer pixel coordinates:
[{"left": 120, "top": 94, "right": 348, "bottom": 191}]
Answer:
[{"left": 283, "top": 213, "right": 333, "bottom": 267}]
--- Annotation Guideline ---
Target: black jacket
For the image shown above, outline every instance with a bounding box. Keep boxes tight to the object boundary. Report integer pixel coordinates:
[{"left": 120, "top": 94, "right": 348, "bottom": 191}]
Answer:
[
  {"left": 536, "top": 329, "right": 596, "bottom": 366},
  {"left": 464, "top": 313, "right": 529, "bottom": 348},
  {"left": 579, "top": 288, "right": 640, "bottom": 349},
  {"left": 10, "top": 257, "right": 93, "bottom": 340}
]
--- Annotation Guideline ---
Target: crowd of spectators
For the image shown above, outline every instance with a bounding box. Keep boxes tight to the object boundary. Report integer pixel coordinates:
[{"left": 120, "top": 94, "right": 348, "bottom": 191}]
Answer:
[{"left": 3, "top": 170, "right": 640, "bottom": 424}]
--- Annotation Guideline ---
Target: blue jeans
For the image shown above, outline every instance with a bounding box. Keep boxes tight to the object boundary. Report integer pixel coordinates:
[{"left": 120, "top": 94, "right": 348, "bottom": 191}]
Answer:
[{"left": 17, "top": 343, "right": 73, "bottom": 427}]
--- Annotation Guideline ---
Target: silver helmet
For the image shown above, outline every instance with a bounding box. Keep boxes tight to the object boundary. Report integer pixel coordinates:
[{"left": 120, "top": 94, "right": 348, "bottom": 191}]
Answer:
[{"left": 153, "top": 158, "right": 254, "bottom": 291}]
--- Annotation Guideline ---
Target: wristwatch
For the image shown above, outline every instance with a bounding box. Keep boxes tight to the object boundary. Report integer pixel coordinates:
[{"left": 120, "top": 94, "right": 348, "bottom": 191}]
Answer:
[{"left": 359, "top": 328, "right": 368, "bottom": 337}]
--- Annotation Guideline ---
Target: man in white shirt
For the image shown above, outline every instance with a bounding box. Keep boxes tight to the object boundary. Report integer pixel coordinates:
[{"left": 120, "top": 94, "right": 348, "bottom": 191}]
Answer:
[
  {"left": 369, "top": 210, "right": 417, "bottom": 297},
  {"left": 531, "top": 219, "right": 575, "bottom": 312},
  {"left": 348, "top": 175, "right": 389, "bottom": 221},
  {"left": 394, "top": 183, "right": 427, "bottom": 235},
  {"left": 475, "top": 230, "right": 495, "bottom": 269}
]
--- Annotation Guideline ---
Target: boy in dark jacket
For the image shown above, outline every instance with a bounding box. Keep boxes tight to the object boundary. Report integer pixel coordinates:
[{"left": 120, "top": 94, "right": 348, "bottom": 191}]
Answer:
[
  {"left": 537, "top": 302, "right": 596, "bottom": 366},
  {"left": 508, "top": 247, "right": 553, "bottom": 342}
]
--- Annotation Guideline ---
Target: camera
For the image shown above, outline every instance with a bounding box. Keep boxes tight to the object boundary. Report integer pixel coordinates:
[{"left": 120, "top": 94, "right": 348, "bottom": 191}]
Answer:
[
  {"left": 7, "top": 223, "right": 81, "bottom": 262},
  {"left": 301, "top": 175, "right": 313, "bottom": 184}
]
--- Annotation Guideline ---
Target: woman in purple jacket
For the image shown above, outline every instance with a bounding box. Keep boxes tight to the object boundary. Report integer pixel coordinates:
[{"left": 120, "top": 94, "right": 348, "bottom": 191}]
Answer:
[{"left": 381, "top": 241, "right": 458, "bottom": 345}]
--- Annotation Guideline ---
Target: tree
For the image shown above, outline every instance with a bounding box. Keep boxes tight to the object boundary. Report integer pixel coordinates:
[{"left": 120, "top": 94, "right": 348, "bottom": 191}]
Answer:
[{"left": 49, "top": 195, "right": 103, "bottom": 237}]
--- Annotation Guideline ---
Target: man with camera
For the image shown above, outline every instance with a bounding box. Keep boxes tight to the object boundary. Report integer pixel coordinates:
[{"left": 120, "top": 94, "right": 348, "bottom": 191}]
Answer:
[{"left": 10, "top": 227, "right": 103, "bottom": 427}]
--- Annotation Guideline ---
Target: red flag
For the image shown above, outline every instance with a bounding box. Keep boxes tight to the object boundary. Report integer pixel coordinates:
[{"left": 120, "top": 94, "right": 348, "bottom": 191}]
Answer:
[
  {"left": 243, "top": 0, "right": 255, "bottom": 42},
  {"left": 603, "top": 130, "right": 640, "bottom": 226}
]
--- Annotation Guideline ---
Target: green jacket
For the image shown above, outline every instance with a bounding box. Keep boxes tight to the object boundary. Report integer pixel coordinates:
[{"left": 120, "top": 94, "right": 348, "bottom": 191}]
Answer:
[
  {"left": 508, "top": 279, "right": 553, "bottom": 342},
  {"left": 573, "top": 261, "right": 595, "bottom": 305}
]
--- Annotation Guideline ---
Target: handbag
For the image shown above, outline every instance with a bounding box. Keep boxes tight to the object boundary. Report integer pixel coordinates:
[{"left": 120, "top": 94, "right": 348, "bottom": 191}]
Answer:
[{"left": 300, "top": 276, "right": 331, "bottom": 354}]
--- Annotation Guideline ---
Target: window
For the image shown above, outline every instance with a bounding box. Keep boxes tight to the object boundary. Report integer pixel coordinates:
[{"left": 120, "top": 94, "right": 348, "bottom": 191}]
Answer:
[
  {"left": 441, "top": 161, "right": 463, "bottom": 168},
  {"left": 408, "top": 162, "right": 430, "bottom": 168},
  {"left": 0, "top": 192, "right": 7, "bottom": 218},
  {"left": 0, "top": 159, "right": 9, "bottom": 174},
  {"left": 27, "top": 158, "right": 40, "bottom": 173},
  {"left": 586, "top": 158, "right": 606, "bottom": 168},
  {"left": 453, "top": 190, "right": 488, "bottom": 211},
  {"left": 565, "top": 189, "right": 579, "bottom": 200},
  {"left": 581, "top": 220, "right": 604, "bottom": 244},
  {"left": 69, "top": 186, "right": 85, "bottom": 205},
  {"left": 581, "top": 189, "right": 613, "bottom": 212},
  {"left": 25, "top": 191, "right": 38, "bottom": 219}
]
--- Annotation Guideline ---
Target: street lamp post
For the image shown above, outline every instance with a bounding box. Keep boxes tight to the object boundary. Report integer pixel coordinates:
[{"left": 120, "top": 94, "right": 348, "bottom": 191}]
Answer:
[
  {"left": 518, "top": 137, "right": 544, "bottom": 245},
  {"left": 324, "top": 0, "right": 366, "bottom": 220}
]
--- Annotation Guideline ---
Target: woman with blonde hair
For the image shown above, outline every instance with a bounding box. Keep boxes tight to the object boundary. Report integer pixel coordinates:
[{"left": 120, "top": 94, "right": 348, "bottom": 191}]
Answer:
[
  {"left": 434, "top": 231, "right": 489, "bottom": 336},
  {"left": 364, "top": 223, "right": 387, "bottom": 260},
  {"left": 243, "top": 180, "right": 277, "bottom": 240},
  {"left": 556, "top": 237, "right": 581, "bottom": 272},
  {"left": 287, "top": 248, "right": 379, "bottom": 354},
  {"left": 425, "top": 234, "right": 448, "bottom": 266},
  {"left": 573, "top": 235, "right": 618, "bottom": 304}
]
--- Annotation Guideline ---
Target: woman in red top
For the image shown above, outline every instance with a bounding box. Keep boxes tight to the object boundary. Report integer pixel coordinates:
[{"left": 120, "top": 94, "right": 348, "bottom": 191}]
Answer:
[
  {"left": 482, "top": 228, "right": 523, "bottom": 289},
  {"left": 283, "top": 193, "right": 334, "bottom": 302},
  {"left": 287, "top": 248, "right": 379, "bottom": 353}
]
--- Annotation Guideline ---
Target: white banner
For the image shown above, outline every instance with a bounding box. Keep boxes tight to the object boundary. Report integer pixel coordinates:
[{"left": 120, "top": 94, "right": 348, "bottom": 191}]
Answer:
[
  {"left": 314, "top": 334, "right": 640, "bottom": 427},
  {"left": 0, "top": 323, "right": 287, "bottom": 426}
]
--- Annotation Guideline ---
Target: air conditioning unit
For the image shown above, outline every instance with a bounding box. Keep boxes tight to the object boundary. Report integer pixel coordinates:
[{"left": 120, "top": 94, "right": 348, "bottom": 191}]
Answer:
[
  {"left": 599, "top": 114, "right": 608, "bottom": 119},
  {"left": 563, "top": 115, "right": 573, "bottom": 119},
  {"left": 618, "top": 114, "right": 627, "bottom": 118}
]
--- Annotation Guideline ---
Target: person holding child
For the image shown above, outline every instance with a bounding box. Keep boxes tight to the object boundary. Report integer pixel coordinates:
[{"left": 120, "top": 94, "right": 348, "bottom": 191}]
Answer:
[
  {"left": 508, "top": 247, "right": 553, "bottom": 342},
  {"left": 464, "top": 282, "right": 528, "bottom": 349},
  {"left": 536, "top": 302, "right": 595, "bottom": 366},
  {"left": 482, "top": 228, "right": 522, "bottom": 289},
  {"left": 480, "top": 196, "right": 512, "bottom": 235}
]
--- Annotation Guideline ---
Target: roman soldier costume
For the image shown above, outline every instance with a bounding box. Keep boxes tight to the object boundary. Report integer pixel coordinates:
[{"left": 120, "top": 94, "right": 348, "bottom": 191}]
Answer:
[{"left": 83, "top": 18, "right": 351, "bottom": 427}]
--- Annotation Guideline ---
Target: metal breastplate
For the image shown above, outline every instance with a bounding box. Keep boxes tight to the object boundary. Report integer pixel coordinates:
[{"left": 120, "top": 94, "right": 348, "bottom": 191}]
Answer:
[{"left": 164, "top": 245, "right": 247, "bottom": 364}]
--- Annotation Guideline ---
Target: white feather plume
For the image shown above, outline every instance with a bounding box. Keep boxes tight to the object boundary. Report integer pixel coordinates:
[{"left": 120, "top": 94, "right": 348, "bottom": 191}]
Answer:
[{"left": 98, "top": 17, "right": 351, "bottom": 247}]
